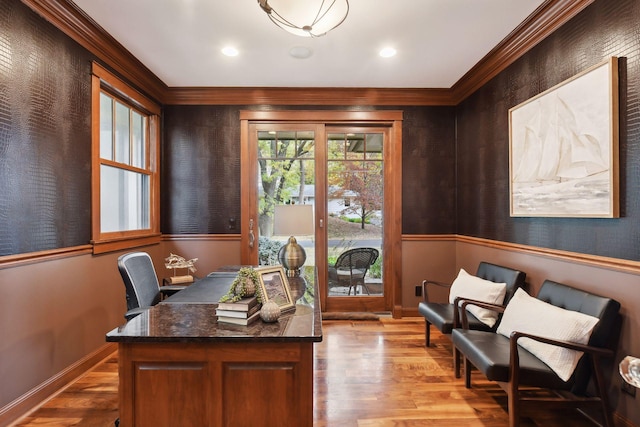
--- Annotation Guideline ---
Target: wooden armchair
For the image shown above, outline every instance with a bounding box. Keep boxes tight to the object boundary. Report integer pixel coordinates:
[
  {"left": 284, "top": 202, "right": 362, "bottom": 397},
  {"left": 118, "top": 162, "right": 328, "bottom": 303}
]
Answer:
[
  {"left": 452, "top": 280, "right": 621, "bottom": 427},
  {"left": 418, "top": 262, "right": 526, "bottom": 376}
]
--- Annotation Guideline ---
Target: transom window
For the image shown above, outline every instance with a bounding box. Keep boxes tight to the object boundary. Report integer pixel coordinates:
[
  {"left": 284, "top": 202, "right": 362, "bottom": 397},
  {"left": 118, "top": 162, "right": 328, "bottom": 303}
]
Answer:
[{"left": 91, "top": 62, "right": 160, "bottom": 253}]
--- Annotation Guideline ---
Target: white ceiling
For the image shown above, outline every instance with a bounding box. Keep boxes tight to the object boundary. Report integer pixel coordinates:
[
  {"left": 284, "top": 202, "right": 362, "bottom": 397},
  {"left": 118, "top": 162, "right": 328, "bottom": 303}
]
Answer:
[{"left": 71, "top": 0, "right": 546, "bottom": 89}]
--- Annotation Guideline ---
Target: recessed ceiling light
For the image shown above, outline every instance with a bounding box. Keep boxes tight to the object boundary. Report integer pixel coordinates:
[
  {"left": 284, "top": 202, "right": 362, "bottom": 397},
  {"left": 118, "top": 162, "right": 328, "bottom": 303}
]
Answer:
[
  {"left": 289, "top": 46, "right": 313, "bottom": 59},
  {"left": 221, "top": 46, "right": 239, "bottom": 57},
  {"left": 379, "top": 47, "right": 397, "bottom": 58}
]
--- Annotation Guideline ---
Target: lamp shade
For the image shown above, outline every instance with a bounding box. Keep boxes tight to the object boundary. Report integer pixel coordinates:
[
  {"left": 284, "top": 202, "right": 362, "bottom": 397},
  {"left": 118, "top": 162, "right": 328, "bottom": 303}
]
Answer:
[
  {"left": 258, "top": 0, "right": 349, "bottom": 38},
  {"left": 273, "top": 205, "right": 315, "bottom": 236}
]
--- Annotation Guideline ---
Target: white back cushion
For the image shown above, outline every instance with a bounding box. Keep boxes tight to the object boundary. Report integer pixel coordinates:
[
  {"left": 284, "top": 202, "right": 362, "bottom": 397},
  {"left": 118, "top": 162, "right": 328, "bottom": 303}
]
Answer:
[
  {"left": 497, "top": 288, "right": 600, "bottom": 381},
  {"left": 448, "top": 268, "right": 507, "bottom": 328}
]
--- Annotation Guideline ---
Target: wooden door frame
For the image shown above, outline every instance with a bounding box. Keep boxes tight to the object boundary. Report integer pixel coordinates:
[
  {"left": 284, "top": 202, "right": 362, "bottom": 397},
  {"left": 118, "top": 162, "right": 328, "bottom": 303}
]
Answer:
[{"left": 240, "top": 110, "right": 403, "bottom": 317}]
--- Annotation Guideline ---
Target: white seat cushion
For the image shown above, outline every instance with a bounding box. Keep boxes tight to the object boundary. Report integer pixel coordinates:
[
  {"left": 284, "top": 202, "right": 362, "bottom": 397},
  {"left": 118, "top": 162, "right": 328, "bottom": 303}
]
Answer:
[
  {"left": 448, "top": 268, "right": 507, "bottom": 328},
  {"left": 497, "top": 288, "right": 599, "bottom": 381}
]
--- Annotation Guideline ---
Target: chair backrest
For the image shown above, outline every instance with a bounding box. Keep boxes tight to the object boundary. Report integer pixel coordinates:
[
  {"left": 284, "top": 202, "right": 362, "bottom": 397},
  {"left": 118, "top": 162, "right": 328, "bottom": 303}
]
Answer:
[
  {"left": 476, "top": 261, "right": 527, "bottom": 304},
  {"left": 117, "top": 252, "right": 162, "bottom": 310},
  {"left": 335, "top": 248, "right": 379, "bottom": 274},
  {"left": 536, "top": 279, "right": 621, "bottom": 393}
]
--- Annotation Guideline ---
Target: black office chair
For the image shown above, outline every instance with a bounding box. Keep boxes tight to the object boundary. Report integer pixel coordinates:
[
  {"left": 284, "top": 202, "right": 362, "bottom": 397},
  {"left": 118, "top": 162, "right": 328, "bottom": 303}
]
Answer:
[
  {"left": 117, "top": 252, "right": 187, "bottom": 320},
  {"left": 328, "top": 247, "right": 379, "bottom": 295}
]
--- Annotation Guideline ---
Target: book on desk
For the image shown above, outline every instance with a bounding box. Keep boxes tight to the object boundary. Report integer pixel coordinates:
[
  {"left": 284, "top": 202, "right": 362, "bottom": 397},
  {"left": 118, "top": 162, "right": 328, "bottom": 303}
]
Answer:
[
  {"left": 216, "top": 295, "right": 261, "bottom": 325},
  {"left": 217, "top": 295, "right": 258, "bottom": 311},
  {"left": 216, "top": 304, "right": 259, "bottom": 319},
  {"left": 217, "top": 310, "right": 261, "bottom": 326}
]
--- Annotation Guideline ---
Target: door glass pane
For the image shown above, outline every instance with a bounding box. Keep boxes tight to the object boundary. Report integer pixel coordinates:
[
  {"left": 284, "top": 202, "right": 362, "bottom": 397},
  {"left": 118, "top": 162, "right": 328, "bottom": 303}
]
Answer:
[
  {"left": 327, "top": 133, "right": 383, "bottom": 297},
  {"left": 257, "top": 130, "right": 316, "bottom": 278}
]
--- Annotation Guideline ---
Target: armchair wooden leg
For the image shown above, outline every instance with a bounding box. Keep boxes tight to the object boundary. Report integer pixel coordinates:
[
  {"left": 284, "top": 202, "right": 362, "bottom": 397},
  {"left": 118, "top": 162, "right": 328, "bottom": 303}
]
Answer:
[
  {"left": 425, "top": 321, "right": 431, "bottom": 347},
  {"left": 592, "top": 356, "right": 614, "bottom": 427},
  {"left": 464, "top": 357, "right": 472, "bottom": 388},
  {"left": 507, "top": 390, "right": 520, "bottom": 427},
  {"left": 507, "top": 381, "right": 520, "bottom": 427},
  {"left": 453, "top": 347, "right": 461, "bottom": 378}
]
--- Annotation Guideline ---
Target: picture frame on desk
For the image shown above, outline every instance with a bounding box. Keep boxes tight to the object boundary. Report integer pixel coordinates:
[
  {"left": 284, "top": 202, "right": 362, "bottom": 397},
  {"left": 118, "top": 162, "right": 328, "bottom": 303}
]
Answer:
[{"left": 255, "top": 266, "right": 295, "bottom": 312}]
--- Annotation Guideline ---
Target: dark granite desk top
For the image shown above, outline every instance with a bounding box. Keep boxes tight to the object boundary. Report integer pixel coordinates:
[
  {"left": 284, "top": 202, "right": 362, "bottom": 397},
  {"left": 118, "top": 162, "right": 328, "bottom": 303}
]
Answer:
[{"left": 106, "top": 270, "right": 322, "bottom": 344}]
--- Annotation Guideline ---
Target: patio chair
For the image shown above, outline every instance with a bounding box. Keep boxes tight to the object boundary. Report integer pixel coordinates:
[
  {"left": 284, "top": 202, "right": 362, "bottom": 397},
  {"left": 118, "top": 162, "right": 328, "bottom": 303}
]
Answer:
[{"left": 328, "top": 247, "right": 379, "bottom": 295}]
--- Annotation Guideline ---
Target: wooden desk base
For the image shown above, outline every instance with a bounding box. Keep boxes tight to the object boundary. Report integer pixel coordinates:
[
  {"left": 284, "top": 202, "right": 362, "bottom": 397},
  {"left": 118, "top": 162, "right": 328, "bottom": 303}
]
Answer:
[{"left": 117, "top": 341, "right": 313, "bottom": 427}]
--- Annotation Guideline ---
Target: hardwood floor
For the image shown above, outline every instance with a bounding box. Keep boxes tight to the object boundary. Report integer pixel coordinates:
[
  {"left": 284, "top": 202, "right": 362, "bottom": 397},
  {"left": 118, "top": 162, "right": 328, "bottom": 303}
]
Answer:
[{"left": 11, "top": 317, "right": 599, "bottom": 426}]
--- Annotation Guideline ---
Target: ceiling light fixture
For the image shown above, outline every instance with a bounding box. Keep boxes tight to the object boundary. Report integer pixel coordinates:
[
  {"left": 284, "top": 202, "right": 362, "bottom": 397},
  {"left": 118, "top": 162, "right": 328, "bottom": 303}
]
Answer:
[
  {"left": 379, "top": 47, "right": 397, "bottom": 58},
  {"left": 258, "top": 0, "right": 349, "bottom": 38},
  {"left": 289, "top": 46, "right": 313, "bottom": 59},
  {"left": 221, "top": 46, "right": 239, "bottom": 57}
]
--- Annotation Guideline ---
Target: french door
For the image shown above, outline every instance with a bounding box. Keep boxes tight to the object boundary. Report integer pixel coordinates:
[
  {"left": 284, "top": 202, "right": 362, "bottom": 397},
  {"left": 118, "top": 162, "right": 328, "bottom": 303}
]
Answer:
[{"left": 240, "top": 111, "right": 402, "bottom": 315}]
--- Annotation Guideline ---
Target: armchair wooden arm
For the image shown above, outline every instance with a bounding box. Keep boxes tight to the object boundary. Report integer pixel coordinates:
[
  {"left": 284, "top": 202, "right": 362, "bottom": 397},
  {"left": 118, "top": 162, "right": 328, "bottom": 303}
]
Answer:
[
  {"left": 458, "top": 298, "right": 505, "bottom": 329},
  {"left": 507, "top": 330, "right": 615, "bottom": 427},
  {"left": 421, "top": 279, "right": 452, "bottom": 302}
]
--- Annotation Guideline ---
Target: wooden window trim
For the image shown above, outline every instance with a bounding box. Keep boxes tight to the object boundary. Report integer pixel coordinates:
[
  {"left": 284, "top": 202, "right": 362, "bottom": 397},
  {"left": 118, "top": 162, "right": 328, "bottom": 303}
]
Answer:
[{"left": 91, "top": 62, "right": 161, "bottom": 254}]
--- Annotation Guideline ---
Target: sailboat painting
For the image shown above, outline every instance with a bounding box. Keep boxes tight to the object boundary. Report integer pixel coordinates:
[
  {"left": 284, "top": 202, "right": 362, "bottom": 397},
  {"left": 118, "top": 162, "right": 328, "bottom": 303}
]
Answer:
[{"left": 509, "top": 57, "right": 619, "bottom": 217}]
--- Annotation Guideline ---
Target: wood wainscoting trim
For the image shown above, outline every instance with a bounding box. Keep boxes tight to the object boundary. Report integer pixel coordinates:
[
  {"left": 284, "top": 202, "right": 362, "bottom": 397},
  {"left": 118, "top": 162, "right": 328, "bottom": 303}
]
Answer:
[
  {"left": 162, "top": 234, "right": 241, "bottom": 241},
  {"left": 0, "top": 245, "right": 93, "bottom": 270},
  {"left": 456, "top": 235, "right": 640, "bottom": 276},
  {"left": 0, "top": 343, "right": 117, "bottom": 427}
]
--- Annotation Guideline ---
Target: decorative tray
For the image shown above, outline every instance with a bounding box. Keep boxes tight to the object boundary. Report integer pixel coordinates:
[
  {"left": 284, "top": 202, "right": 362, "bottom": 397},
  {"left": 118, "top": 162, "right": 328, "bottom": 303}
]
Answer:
[{"left": 619, "top": 356, "right": 640, "bottom": 388}]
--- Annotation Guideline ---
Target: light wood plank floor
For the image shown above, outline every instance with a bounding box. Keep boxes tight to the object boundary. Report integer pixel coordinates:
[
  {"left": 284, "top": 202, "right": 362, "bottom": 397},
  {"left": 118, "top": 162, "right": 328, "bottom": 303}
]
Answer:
[{"left": 12, "top": 317, "right": 599, "bottom": 426}]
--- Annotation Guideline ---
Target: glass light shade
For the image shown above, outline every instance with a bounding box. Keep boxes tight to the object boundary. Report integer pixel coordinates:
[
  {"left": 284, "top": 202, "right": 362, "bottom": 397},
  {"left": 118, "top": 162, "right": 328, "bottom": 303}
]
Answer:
[{"left": 258, "top": 0, "right": 349, "bottom": 37}]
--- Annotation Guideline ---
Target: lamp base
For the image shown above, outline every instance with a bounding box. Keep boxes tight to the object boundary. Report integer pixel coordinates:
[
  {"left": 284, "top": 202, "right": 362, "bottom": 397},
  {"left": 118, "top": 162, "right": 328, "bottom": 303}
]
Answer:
[{"left": 278, "top": 236, "right": 306, "bottom": 277}]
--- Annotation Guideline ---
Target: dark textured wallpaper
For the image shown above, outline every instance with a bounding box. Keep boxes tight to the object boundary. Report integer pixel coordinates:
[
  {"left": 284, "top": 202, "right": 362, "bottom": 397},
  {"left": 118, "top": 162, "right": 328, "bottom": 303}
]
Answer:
[
  {"left": 401, "top": 106, "right": 457, "bottom": 234},
  {"left": 456, "top": 0, "right": 640, "bottom": 261},
  {"left": 0, "top": 0, "right": 92, "bottom": 256},
  {"left": 4, "top": 0, "right": 637, "bottom": 263},
  {"left": 162, "top": 106, "right": 242, "bottom": 234},
  {"left": 161, "top": 105, "right": 457, "bottom": 236}
]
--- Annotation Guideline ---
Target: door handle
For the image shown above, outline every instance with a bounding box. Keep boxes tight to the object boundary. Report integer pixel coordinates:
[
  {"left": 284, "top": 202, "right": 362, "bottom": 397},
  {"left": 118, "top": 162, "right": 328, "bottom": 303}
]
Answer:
[{"left": 248, "top": 219, "right": 255, "bottom": 248}]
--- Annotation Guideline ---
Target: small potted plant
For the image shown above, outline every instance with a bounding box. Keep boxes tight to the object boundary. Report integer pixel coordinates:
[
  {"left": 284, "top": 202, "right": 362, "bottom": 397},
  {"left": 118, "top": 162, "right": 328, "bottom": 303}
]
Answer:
[{"left": 219, "top": 267, "right": 262, "bottom": 303}]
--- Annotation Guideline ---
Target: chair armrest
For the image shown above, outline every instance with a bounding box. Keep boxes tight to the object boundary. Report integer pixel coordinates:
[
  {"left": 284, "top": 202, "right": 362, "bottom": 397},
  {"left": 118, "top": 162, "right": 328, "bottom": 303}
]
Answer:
[
  {"left": 508, "top": 331, "right": 614, "bottom": 389},
  {"left": 421, "top": 279, "right": 452, "bottom": 302},
  {"left": 160, "top": 285, "right": 187, "bottom": 297},
  {"left": 457, "top": 299, "right": 505, "bottom": 329},
  {"left": 509, "top": 331, "right": 614, "bottom": 358},
  {"left": 125, "top": 307, "right": 149, "bottom": 321}
]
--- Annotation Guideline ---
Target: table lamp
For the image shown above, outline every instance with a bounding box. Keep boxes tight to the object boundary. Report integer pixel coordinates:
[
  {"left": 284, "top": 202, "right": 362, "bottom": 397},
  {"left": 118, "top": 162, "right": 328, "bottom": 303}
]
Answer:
[{"left": 273, "top": 204, "right": 315, "bottom": 277}]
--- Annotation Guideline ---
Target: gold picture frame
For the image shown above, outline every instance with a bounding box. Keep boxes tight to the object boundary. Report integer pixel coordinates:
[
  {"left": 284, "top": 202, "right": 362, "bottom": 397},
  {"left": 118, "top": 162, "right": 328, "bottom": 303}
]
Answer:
[
  {"left": 255, "top": 266, "right": 295, "bottom": 312},
  {"left": 509, "top": 57, "right": 619, "bottom": 217}
]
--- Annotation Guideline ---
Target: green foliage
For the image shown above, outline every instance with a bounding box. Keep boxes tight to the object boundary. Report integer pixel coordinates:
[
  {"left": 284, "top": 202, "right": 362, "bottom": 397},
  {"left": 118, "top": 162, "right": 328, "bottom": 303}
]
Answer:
[
  {"left": 259, "top": 236, "right": 281, "bottom": 265},
  {"left": 219, "top": 267, "right": 262, "bottom": 303},
  {"left": 369, "top": 256, "right": 382, "bottom": 279},
  {"left": 340, "top": 216, "right": 371, "bottom": 225}
]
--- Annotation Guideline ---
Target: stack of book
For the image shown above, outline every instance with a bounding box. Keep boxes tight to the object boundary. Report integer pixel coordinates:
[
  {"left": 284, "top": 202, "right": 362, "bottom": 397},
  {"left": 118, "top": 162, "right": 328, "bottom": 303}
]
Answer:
[{"left": 216, "top": 296, "right": 260, "bottom": 326}]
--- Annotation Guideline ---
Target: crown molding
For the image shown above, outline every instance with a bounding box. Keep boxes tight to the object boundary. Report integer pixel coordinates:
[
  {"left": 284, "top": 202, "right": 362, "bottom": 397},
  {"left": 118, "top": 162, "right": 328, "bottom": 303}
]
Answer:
[
  {"left": 21, "top": 0, "right": 593, "bottom": 106},
  {"left": 165, "top": 87, "right": 455, "bottom": 106},
  {"left": 20, "top": 0, "right": 167, "bottom": 103},
  {"left": 450, "top": 0, "right": 595, "bottom": 103}
]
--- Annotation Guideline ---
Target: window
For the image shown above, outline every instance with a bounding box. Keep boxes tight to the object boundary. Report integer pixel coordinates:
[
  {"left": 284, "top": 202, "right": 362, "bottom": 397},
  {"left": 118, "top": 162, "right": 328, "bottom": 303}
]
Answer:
[{"left": 91, "top": 62, "right": 161, "bottom": 253}]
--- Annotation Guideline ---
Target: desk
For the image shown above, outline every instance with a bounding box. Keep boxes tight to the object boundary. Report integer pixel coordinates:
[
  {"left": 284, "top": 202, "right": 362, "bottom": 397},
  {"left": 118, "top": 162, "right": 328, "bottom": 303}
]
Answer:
[{"left": 107, "top": 270, "right": 322, "bottom": 427}]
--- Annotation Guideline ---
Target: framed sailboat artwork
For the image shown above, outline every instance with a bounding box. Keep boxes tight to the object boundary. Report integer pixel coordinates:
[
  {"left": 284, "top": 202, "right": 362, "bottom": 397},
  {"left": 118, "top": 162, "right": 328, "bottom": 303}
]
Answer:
[{"left": 509, "top": 57, "right": 619, "bottom": 217}]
